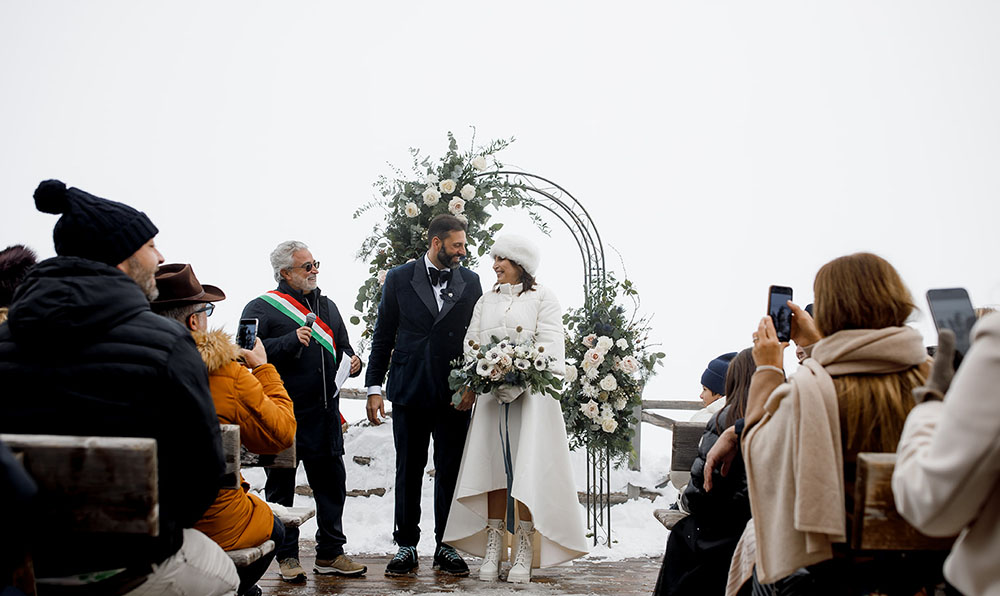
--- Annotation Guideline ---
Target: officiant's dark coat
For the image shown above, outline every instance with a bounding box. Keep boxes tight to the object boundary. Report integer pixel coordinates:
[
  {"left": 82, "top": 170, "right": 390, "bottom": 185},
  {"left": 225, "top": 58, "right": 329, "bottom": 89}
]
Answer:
[{"left": 365, "top": 257, "right": 482, "bottom": 547}]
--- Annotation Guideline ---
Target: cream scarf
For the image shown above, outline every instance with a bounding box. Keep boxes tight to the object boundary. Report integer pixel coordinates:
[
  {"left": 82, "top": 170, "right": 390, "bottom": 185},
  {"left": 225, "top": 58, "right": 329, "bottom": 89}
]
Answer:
[{"left": 743, "top": 326, "right": 926, "bottom": 584}]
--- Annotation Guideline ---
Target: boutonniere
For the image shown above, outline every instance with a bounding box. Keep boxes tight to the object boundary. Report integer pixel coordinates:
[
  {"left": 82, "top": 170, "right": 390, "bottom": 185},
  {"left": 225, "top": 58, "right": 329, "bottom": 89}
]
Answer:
[{"left": 440, "top": 287, "right": 458, "bottom": 304}]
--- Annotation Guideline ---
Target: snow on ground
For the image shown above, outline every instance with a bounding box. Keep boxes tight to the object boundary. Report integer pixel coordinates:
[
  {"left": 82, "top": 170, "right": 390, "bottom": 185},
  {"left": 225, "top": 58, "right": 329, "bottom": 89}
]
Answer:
[{"left": 244, "top": 396, "right": 695, "bottom": 562}]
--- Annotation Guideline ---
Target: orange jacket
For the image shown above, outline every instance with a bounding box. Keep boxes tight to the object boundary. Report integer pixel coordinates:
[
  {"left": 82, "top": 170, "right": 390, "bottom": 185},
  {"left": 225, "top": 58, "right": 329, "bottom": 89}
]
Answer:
[{"left": 191, "top": 330, "right": 296, "bottom": 550}]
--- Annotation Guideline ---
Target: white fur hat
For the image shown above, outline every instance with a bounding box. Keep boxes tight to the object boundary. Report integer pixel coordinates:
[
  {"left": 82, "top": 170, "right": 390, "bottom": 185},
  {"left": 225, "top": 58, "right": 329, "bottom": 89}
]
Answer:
[{"left": 490, "top": 234, "right": 540, "bottom": 277}]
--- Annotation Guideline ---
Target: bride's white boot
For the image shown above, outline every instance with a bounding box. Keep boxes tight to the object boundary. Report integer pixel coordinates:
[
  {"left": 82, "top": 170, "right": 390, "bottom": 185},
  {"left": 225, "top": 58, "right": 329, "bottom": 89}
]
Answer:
[
  {"left": 479, "top": 519, "right": 504, "bottom": 581},
  {"left": 507, "top": 520, "right": 534, "bottom": 583}
]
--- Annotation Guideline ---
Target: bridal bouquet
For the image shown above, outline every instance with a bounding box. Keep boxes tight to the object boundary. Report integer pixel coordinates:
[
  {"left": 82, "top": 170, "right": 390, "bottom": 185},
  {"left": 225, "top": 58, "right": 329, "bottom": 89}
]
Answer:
[{"left": 449, "top": 330, "right": 563, "bottom": 404}]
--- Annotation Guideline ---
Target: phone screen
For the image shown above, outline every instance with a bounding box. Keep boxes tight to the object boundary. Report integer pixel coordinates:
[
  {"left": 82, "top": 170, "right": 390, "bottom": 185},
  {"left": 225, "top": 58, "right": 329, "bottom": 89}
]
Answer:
[
  {"left": 926, "top": 288, "right": 976, "bottom": 361},
  {"left": 768, "top": 286, "right": 794, "bottom": 342},
  {"left": 236, "top": 318, "right": 258, "bottom": 351}
]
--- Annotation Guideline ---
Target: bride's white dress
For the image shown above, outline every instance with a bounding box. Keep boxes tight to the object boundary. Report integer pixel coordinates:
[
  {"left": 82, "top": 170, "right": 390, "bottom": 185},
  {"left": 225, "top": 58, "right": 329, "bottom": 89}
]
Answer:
[{"left": 443, "top": 282, "right": 589, "bottom": 567}]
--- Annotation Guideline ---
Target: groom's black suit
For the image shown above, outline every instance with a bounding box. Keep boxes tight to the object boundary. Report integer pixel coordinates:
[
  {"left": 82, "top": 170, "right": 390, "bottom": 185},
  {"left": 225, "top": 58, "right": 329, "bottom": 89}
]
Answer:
[{"left": 366, "top": 257, "right": 482, "bottom": 547}]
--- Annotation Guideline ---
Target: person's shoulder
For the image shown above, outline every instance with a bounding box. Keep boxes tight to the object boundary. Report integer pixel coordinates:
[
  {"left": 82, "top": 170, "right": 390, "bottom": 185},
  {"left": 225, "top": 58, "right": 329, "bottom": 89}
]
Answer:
[
  {"left": 534, "top": 284, "right": 560, "bottom": 303},
  {"left": 973, "top": 311, "right": 1000, "bottom": 342},
  {"left": 459, "top": 266, "right": 479, "bottom": 281},
  {"left": 386, "top": 260, "right": 417, "bottom": 281}
]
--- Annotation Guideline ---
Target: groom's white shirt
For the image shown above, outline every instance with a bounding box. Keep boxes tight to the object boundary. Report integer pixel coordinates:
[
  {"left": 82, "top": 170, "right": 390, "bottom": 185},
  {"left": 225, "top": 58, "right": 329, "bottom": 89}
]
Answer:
[{"left": 367, "top": 253, "right": 448, "bottom": 397}]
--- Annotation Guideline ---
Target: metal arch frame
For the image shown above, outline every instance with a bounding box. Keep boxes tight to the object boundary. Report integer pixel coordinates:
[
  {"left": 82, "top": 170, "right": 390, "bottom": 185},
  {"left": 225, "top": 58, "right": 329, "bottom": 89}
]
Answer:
[{"left": 474, "top": 170, "right": 613, "bottom": 548}]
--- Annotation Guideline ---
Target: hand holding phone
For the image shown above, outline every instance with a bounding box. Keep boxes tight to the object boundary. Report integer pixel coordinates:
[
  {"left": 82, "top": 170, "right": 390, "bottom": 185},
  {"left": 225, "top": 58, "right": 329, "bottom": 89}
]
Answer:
[
  {"left": 768, "top": 285, "right": 794, "bottom": 343},
  {"left": 236, "top": 318, "right": 259, "bottom": 351},
  {"left": 926, "top": 288, "right": 976, "bottom": 366}
]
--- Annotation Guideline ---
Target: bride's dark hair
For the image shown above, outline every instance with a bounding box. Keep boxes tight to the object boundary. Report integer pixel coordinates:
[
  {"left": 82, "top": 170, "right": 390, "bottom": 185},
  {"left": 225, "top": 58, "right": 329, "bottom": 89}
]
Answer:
[{"left": 493, "top": 258, "right": 536, "bottom": 295}]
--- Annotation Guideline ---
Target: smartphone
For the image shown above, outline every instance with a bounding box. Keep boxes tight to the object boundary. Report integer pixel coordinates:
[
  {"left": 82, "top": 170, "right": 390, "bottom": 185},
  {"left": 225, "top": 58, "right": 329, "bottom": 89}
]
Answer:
[
  {"left": 236, "top": 318, "right": 258, "bottom": 351},
  {"left": 926, "top": 288, "right": 977, "bottom": 364},
  {"left": 768, "top": 285, "right": 794, "bottom": 342}
]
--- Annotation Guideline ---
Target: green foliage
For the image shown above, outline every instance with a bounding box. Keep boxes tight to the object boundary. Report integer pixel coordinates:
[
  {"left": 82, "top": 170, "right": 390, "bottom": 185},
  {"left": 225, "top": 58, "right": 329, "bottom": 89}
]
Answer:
[{"left": 561, "top": 274, "right": 664, "bottom": 466}]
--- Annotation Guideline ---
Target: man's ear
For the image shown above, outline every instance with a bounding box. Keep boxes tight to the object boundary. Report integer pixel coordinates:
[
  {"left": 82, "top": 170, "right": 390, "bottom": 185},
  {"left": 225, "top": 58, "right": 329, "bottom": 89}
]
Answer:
[{"left": 279, "top": 268, "right": 290, "bottom": 282}]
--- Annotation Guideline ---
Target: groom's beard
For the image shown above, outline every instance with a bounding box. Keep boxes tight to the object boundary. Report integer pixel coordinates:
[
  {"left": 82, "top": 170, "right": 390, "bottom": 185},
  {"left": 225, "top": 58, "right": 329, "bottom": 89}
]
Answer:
[{"left": 437, "top": 246, "right": 463, "bottom": 269}]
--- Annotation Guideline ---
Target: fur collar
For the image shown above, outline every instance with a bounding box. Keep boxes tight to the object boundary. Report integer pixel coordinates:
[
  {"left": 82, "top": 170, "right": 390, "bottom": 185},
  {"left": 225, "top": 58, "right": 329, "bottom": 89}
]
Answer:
[{"left": 192, "top": 328, "right": 242, "bottom": 373}]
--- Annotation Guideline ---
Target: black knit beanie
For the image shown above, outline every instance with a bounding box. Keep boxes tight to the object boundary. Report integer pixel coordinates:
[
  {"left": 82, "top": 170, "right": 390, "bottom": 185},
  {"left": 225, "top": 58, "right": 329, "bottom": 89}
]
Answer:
[
  {"left": 33, "top": 179, "right": 159, "bottom": 266},
  {"left": 701, "top": 352, "right": 737, "bottom": 396}
]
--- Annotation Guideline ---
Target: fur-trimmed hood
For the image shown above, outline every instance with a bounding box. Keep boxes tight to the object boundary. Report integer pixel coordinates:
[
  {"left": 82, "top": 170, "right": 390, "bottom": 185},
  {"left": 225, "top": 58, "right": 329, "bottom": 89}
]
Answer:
[{"left": 192, "top": 328, "right": 242, "bottom": 373}]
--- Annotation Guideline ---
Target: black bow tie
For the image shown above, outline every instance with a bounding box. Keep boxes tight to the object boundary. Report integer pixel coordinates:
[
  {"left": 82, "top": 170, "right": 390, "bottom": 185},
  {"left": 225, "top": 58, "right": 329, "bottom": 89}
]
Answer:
[{"left": 428, "top": 267, "right": 452, "bottom": 286}]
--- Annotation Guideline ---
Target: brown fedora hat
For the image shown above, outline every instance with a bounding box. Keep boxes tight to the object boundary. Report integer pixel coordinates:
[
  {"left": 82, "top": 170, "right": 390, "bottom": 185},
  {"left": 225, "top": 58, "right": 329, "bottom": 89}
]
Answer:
[{"left": 151, "top": 263, "right": 226, "bottom": 308}]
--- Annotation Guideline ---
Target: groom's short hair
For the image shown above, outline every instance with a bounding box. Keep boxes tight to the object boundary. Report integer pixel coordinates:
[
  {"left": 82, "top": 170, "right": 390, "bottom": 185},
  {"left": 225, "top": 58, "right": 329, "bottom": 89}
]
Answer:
[{"left": 428, "top": 215, "right": 467, "bottom": 244}]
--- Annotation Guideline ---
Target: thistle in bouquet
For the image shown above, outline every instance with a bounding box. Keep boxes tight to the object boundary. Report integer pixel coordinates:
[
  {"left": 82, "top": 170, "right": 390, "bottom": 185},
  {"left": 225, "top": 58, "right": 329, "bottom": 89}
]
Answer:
[{"left": 449, "top": 327, "right": 563, "bottom": 405}]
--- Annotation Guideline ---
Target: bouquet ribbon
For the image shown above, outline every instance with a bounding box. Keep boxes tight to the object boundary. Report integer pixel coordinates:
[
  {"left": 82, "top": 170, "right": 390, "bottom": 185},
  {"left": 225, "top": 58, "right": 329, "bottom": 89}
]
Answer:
[{"left": 499, "top": 402, "right": 516, "bottom": 533}]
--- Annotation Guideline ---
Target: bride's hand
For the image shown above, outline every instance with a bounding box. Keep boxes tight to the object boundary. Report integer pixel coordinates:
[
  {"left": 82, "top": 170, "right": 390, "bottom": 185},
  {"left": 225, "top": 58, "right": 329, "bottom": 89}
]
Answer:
[{"left": 455, "top": 387, "right": 476, "bottom": 411}]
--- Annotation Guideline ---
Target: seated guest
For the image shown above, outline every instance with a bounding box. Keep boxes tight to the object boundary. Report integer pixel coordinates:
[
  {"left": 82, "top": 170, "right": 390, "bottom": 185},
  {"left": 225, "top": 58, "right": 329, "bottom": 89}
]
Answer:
[
  {"left": 0, "top": 244, "right": 37, "bottom": 324},
  {"left": 152, "top": 263, "right": 297, "bottom": 596},
  {"left": 706, "top": 253, "right": 944, "bottom": 594},
  {"left": 0, "top": 180, "right": 237, "bottom": 595},
  {"left": 654, "top": 348, "right": 754, "bottom": 596},
  {"left": 671, "top": 352, "right": 737, "bottom": 492},
  {"left": 893, "top": 315, "right": 1000, "bottom": 595}
]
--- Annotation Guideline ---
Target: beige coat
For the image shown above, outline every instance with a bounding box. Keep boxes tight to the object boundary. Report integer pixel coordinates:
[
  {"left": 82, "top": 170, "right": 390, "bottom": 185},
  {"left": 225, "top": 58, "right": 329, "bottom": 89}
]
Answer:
[
  {"left": 893, "top": 313, "right": 1000, "bottom": 596},
  {"left": 743, "top": 326, "right": 927, "bottom": 583}
]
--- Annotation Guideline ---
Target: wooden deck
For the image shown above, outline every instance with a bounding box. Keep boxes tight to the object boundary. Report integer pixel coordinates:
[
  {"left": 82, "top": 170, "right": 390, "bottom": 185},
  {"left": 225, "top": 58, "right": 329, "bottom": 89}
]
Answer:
[{"left": 258, "top": 542, "right": 662, "bottom": 595}]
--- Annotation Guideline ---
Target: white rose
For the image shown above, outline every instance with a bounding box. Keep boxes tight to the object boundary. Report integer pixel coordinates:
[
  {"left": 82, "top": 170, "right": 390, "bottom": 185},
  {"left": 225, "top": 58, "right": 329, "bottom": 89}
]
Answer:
[
  {"left": 471, "top": 155, "right": 488, "bottom": 171},
  {"left": 616, "top": 338, "right": 629, "bottom": 350},
  {"left": 582, "top": 334, "right": 597, "bottom": 348},
  {"left": 448, "top": 197, "right": 466, "bottom": 215},
  {"left": 515, "top": 358, "right": 531, "bottom": 371},
  {"left": 580, "top": 399, "right": 600, "bottom": 419},
  {"left": 490, "top": 366, "right": 505, "bottom": 381},
  {"left": 601, "top": 417, "right": 619, "bottom": 433},
  {"left": 584, "top": 348, "right": 604, "bottom": 369},
  {"left": 497, "top": 353, "right": 512, "bottom": 370},
  {"left": 621, "top": 355, "right": 640, "bottom": 374},
  {"left": 564, "top": 364, "right": 578, "bottom": 383},
  {"left": 614, "top": 397, "right": 628, "bottom": 411},
  {"left": 586, "top": 366, "right": 599, "bottom": 380},
  {"left": 425, "top": 173, "right": 439, "bottom": 185},
  {"left": 404, "top": 202, "right": 419, "bottom": 218},
  {"left": 599, "top": 374, "right": 618, "bottom": 392},
  {"left": 377, "top": 269, "right": 388, "bottom": 285},
  {"left": 596, "top": 336, "right": 614, "bottom": 354},
  {"left": 422, "top": 187, "right": 440, "bottom": 206},
  {"left": 439, "top": 179, "right": 457, "bottom": 194},
  {"left": 460, "top": 184, "right": 476, "bottom": 200}
]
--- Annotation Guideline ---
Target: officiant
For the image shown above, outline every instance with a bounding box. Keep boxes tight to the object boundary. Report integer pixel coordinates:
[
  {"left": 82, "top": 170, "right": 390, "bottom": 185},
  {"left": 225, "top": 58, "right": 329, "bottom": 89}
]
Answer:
[{"left": 241, "top": 240, "right": 367, "bottom": 581}]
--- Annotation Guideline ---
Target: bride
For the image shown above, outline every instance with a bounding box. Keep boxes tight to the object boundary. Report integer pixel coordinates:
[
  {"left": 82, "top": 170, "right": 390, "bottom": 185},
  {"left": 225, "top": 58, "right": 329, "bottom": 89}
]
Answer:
[{"left": 443, "top": 234, "right": 588, "bottom": 583}]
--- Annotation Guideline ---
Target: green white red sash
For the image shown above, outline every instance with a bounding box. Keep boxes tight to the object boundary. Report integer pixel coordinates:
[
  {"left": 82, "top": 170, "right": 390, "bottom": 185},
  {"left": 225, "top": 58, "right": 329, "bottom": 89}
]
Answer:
[{"left": 259, "top": 291, "right": 338, "bottom": 362}]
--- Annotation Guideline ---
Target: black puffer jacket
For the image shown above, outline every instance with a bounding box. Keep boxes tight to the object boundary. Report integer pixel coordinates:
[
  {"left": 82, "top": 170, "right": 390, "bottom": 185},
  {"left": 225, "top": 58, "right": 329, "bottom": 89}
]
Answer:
[
  {"left": 0, "top": 257, "right": 224, "bottom": 576},
  {"left": 681, "top": 404, "right": 751, "bottom": 535},
  {"left": 241, "top": 280, "right": 360, "bottom": 458}
]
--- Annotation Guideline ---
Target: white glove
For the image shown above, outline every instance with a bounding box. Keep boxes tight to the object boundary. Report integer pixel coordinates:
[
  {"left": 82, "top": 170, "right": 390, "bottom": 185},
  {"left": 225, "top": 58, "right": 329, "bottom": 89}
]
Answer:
[{"left": 495, "top": 384, "right": 525, "bottom": 404}]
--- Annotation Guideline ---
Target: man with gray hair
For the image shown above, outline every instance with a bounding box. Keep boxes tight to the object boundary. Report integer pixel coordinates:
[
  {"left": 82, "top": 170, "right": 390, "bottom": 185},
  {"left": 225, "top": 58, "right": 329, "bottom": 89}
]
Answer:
[{"left": 241, "top": 240, "right": 365, "bottom": 581}]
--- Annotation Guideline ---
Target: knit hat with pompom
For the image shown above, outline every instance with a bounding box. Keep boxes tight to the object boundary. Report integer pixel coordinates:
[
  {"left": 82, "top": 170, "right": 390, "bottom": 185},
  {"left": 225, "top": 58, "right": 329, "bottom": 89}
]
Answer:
[{"left": 33, "top": 179, "right": 158, "bottom": 266}]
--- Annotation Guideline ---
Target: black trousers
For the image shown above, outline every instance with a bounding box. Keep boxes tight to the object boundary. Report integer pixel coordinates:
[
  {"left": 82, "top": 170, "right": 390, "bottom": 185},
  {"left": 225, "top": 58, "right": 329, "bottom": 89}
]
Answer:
[
  {"left": 391, "top": 401, "right": 471, "bottom": 548},
  {"left": 236, "top": 514, "right": 284, "bottom": 595},
  {"left": 264, "top": 455, "right": 347, "bottom": 561}
]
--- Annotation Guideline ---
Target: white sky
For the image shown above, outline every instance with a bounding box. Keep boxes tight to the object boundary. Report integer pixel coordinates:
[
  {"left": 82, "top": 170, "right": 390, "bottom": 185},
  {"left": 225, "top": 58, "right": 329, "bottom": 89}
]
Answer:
[{"left": 2, "top": 1, "right": 999, "bottom": 405}]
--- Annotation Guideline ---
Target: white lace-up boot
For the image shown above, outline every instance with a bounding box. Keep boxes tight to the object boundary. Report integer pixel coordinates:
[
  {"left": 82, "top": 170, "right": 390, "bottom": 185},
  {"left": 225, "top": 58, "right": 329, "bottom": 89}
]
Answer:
[
  {"left": 479, "top": 518, "right": 505, "bottom": 581},
  {"left": 507, "top": 520, "right": 534, "bottom": 583}
]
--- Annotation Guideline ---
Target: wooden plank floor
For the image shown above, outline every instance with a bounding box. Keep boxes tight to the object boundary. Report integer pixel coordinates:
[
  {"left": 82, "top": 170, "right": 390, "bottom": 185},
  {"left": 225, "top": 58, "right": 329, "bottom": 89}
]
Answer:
[{"left": 258, "top": 542, "right": 662, "bottom": 595}]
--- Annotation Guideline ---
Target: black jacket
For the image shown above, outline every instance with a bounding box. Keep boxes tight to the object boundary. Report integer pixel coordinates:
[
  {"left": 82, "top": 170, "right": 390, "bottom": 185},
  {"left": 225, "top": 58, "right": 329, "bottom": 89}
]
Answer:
[
  {"left": 241, "top": 280, "right": 359, "bottom": 457},
  {"left": 365, "top": 259, "right": 482, "bottom": 407},
  {"left": 0, "top": 257, "right": 224, "bottom": 575},
  {"left": 681, "top": 404, "right": 751, "bottom": 537}
]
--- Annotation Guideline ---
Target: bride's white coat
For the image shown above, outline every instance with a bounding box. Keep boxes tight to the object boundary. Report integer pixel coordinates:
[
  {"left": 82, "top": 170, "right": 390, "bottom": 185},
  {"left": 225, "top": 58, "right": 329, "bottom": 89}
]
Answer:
[{"left": 443, "top": 282, "right": 589, "bottom": 567}]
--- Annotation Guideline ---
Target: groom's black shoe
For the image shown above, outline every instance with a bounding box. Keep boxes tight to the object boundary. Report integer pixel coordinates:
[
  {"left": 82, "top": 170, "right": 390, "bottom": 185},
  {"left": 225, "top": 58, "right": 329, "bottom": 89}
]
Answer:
[
  {"left": 433, "top": 544, "right": 470, "bottom": 576},
  {"left": 385, "top": 546, "right": 419, "bottom": 577}
]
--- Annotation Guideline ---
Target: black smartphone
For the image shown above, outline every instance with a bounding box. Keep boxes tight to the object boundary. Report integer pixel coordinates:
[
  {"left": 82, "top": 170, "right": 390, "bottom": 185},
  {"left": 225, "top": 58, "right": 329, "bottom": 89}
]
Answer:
[
  {"left": 768, "top": 285, "right": 794, "bottom": 342},
  {"left": 236, "top": 318, "right": 258, "bottom": 351},
  {"left": 926, "top": 288, "right": 977, "bottom": 364}
]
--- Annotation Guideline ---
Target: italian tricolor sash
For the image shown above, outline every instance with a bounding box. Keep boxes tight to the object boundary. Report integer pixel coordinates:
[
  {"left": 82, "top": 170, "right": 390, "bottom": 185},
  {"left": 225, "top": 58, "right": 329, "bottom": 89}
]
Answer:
[{"left": 259, "top": 291, "right": 338, "bottom": 362}]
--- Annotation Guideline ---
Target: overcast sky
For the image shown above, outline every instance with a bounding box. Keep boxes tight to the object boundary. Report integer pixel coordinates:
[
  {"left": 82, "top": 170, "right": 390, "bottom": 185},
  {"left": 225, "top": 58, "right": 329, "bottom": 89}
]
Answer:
[{"left": 2, "top": 1, "right": 999, "bottom": 405}]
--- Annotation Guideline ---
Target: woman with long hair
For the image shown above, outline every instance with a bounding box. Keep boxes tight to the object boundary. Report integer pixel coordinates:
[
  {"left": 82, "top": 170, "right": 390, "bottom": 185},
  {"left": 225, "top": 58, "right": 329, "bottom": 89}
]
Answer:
[{"left": 706, "top": 252, "right": 941, "bottom": 594}]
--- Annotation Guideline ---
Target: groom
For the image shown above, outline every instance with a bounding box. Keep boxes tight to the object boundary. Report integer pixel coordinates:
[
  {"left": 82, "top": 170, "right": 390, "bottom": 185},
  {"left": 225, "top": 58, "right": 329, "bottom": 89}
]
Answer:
[{"left": 366, "top": 214, "right": 483, "bottom": 577}]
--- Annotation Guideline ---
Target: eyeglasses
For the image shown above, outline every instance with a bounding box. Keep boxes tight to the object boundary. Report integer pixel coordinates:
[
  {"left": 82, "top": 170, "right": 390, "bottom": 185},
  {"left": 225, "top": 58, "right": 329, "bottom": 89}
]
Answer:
[
  {"left": 192, "top": 303, "right": 215, "bottom": 317},
  {"left": 291, "top": 261, "right": 320, "bottom": 272}
]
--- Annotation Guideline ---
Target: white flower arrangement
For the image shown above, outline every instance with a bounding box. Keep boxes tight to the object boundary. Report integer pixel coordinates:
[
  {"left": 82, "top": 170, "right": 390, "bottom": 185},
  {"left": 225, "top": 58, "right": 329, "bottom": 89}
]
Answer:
[{"left": 449, "top": 334, "right": 563, "bottom": 404}]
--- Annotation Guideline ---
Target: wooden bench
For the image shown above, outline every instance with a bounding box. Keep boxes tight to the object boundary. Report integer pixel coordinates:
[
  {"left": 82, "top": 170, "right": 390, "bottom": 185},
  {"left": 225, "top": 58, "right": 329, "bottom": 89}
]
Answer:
[
  {"left": 851, "top": 452, "right": 956, "bottom": 551},
  {"left": 651, "top": 420, "right": 706, "bottom": 530},
  {"left": 1, "top": 433, "right": 159, "bottom": 596}
]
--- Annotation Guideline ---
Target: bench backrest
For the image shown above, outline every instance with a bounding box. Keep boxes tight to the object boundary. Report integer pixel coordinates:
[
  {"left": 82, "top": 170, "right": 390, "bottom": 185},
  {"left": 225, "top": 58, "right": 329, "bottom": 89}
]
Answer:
[
  {"left": 670, "top": 421, "right": 705, "bottom": 474},
  {"left": 851, "top": 452, "right": 955, "bottom": 551},
  {"left": 1, "top": 433, "right": 159, "bottom": 536},
  {"left": 220, "top": 424, "right": 241, "bottom": 489}
]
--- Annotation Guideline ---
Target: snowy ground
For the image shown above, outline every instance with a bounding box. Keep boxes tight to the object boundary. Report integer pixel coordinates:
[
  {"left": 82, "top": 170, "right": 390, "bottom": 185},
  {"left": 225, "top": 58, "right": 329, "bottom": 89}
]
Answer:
[{"left": 243, "top": 398, "right": 698, "bottom": 562}]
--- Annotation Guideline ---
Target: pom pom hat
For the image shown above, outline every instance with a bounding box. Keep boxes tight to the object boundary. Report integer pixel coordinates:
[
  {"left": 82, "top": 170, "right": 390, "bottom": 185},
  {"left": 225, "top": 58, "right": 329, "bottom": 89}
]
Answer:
[
  {"left": 490, "top": 234, "right": 541, "bottom": 277},
  {"left": 701, "top": 352, "right": 737, "bottom": 396},
  {"left": 33, "top": 179, "right": 158, "bottom": 266}
]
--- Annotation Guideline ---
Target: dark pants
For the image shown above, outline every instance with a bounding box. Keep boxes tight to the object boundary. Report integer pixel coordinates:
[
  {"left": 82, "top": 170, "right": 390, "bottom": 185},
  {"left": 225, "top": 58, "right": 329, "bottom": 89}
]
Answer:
[
  {"left": 391, "top": 401, "right": 471, "bottom": 548},
  {"left": 265, "top": 455, "right": 347, "bottom": 561},
  {"left": 653, "top": 515, "right": 739, "bottom": 596},
  {"left": 236, "top": 515, "right": 284, "bottom": 595}
]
